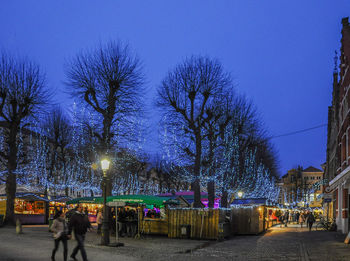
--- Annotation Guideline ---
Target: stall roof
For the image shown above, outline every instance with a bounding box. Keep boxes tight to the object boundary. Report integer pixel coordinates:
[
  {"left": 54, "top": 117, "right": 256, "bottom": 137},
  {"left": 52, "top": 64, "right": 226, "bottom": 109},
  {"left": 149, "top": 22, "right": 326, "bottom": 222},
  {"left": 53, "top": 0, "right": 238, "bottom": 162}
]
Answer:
[
  {"left": 66, "top": 197, "right": 103, "bottom": 205},
  {"left": 50, "top": 196, "right": 72, "bottom": 202},
  {"left": 66, "top": 195, "right": 178, "bottom": 207},
  {"left": 0, "top": 192, "right": 50, "bottom": 202},
  {"left": 158, "top": 191, "right": 219, "bottom": 204}
]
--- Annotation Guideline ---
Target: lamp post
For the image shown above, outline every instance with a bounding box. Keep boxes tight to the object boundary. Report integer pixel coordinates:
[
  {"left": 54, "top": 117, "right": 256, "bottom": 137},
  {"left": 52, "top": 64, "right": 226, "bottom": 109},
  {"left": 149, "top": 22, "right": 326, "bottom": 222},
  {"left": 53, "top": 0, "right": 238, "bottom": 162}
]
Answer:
[{"left": 101, "top": 158, "right": 110, "bottom": 246}]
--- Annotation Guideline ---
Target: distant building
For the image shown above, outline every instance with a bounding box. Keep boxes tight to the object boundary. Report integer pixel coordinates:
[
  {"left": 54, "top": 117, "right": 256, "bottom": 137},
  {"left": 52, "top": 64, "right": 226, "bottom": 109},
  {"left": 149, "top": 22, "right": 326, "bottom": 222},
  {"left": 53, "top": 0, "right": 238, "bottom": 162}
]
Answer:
[
  {"left": 326, "top": 17, "right": 350, "bottom": 233},
  {"left": 280, "top": 166, "right": 323, "bottom": 208},
  {"left": 301, "top": 167, "right": 324, "bottom": 208}
]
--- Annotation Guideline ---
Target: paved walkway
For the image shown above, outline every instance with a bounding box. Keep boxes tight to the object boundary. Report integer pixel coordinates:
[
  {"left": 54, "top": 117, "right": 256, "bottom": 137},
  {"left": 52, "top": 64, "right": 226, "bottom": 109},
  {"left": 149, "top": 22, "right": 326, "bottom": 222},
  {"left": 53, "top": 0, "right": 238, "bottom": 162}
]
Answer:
[
  {"left": 0, "top": 224, "right": 350, "bottom": 260},
  {"left": 191, "top": 224, "right": 350, "bottom": 261}
]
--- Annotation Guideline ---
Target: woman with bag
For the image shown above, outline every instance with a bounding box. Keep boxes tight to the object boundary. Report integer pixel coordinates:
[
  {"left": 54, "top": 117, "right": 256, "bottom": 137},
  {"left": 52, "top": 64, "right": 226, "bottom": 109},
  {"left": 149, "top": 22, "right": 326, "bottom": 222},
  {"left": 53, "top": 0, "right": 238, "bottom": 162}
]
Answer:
[{"left": 51, "top": 210, "right": 69, "bottom": 261}]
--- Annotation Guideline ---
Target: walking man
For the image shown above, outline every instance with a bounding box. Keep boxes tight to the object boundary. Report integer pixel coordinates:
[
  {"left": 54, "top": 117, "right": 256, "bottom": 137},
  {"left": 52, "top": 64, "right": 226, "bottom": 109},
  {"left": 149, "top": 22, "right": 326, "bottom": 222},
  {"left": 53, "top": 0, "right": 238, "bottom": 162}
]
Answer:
[
  {"left": 307, "top": 211, "right": 315, "bottom": 231},
  {"left": 68, "top": 204, "right": 92, "bottom": 261},
  {"left": 284, "top": 211, "right": 289, "bottom": 227}
]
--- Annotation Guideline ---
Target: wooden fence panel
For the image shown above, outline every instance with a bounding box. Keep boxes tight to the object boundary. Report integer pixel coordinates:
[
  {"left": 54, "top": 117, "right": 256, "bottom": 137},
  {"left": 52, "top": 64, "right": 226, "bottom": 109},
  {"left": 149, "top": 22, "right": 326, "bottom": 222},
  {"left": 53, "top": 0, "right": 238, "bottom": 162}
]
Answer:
[{"left": 167, "top": 209, "right": 219, "bottom": 239}]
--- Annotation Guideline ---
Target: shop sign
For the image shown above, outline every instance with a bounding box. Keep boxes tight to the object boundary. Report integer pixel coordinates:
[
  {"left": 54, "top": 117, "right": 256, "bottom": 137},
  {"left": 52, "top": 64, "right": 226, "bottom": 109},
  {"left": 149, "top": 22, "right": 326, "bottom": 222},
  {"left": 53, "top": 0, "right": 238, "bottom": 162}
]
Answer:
[{"left": 107, "top": 201, "right": 126, "bottom": 207}]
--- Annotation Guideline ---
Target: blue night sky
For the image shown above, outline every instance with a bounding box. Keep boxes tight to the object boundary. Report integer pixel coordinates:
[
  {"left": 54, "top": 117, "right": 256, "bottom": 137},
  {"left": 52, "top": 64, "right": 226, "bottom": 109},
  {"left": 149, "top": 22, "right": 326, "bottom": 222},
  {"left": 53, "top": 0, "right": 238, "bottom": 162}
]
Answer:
[{"left": 1, "top": 1, "right": 349, "bottom": 176}]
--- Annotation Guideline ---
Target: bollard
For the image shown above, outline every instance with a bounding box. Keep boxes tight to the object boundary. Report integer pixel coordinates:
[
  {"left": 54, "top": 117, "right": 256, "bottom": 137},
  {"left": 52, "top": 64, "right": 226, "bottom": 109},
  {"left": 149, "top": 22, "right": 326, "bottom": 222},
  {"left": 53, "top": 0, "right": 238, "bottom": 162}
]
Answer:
[{"left": 16, "top": 219, "right": 23, "bottom": 234}]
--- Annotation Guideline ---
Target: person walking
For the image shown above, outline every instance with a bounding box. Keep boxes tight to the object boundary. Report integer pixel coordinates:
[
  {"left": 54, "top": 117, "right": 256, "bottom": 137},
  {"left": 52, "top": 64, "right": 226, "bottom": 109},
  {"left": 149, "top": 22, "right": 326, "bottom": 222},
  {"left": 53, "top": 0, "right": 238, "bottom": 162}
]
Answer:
[
  {"left": 307, "top": 212, "right": 315, "bottom": 231},
  {"left": 299, "top": 212, "right": 305, "bottom": 228},
  {"left": 51, "top": 210, "right": 69, "bottom": 261},
  {"left": 68, "top": 204, "right": 92, "bottom": 261},
  {"left": 96, "top": 209, "right": 103, "bottom": 234},
  {"left": 284, "top": 211, "right": 289, "bottom": 227},
  {"left": 296, "top": 212, "right": 300, "bottom": 224},
  {"left": 279, "top": 214, "right": 284, "bottom": 228}
]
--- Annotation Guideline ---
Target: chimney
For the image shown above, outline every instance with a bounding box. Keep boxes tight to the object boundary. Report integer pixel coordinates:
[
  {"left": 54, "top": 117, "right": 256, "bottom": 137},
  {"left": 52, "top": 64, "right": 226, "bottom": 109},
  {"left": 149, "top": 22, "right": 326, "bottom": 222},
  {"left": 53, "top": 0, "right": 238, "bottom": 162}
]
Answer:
[{"left": 342, "top": 17, "right": 349, "bottom": 27}]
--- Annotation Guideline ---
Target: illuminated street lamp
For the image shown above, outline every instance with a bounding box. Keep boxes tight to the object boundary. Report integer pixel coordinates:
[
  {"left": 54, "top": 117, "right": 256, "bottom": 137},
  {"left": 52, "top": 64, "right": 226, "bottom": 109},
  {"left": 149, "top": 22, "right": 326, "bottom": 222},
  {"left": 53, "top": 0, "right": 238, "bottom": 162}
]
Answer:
[
  {"left": 101, "top": 158, "right": 110, "bottom": 246},
  {"left": 101, "top": 159, "right": 110, "bottom": 174},
  {"left": 237, "top": 191, "right": 243, "bottom": 199}
]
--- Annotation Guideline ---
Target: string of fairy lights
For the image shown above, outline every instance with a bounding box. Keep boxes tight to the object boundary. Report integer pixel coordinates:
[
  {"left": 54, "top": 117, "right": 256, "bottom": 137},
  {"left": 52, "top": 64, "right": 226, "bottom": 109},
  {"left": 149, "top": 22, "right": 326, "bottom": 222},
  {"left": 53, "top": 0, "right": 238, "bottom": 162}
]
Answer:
[{"left": 0, "top": 100, "right": 325, "bottom": 203}]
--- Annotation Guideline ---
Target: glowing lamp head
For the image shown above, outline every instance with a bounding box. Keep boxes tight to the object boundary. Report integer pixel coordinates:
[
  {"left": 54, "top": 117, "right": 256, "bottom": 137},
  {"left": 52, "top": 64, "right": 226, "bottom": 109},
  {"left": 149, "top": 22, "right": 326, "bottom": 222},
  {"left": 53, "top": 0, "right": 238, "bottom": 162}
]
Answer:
[
  {"left": 101, "top": 159, "right": 110, "bottom": 172},
  {"left": 237, "top": 191, "right": 243, "bottom": 198}
]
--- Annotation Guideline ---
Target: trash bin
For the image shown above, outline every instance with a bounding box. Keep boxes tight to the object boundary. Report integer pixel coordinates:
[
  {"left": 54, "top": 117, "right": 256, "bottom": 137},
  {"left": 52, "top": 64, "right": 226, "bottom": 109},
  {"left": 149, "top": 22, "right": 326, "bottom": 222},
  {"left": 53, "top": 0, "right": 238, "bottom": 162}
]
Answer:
[
  {"left": 180, "top": 224, "right": 191, "bottom": 238},
  {"left": 0, "top": 214, "right": 4, "bottom": 227},
  {"left": 218, "top": 222, "right": 231, "bottom": 239}
]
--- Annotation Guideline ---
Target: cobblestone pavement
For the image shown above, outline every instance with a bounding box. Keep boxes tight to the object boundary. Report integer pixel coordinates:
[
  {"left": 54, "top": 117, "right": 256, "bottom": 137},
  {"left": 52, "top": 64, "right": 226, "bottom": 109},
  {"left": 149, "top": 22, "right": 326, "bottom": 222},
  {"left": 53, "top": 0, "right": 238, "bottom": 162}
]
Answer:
[
  {"left": 1, "top": 224, "right": 350, "bottom": 260},
  {"left": 189, "top": 224, "right": 350, "bottom": 261}
]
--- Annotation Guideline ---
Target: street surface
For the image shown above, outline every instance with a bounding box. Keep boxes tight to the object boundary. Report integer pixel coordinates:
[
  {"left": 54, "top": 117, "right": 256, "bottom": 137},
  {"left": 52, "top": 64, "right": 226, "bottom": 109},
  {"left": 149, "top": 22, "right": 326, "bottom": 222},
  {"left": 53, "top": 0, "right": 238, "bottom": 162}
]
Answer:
[{"left": 0, "top": 224, "right": 350, "bottom": 260}]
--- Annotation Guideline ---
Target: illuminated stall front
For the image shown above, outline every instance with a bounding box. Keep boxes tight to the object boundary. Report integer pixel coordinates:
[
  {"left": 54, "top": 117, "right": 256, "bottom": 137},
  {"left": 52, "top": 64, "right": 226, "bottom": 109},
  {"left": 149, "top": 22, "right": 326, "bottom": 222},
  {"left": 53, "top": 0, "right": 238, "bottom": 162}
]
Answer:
[{"left": 0, "top": 193, "right": 49, "bottom": 224}]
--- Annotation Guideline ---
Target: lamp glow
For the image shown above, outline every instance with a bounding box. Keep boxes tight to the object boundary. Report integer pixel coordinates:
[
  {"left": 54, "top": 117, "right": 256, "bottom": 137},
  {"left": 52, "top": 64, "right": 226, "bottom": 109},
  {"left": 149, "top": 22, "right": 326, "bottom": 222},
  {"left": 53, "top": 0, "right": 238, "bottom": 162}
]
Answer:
[
  {"left": 101, "top": 159, "right": 110, "bottom": 171},
  {"left": 237, "top": 191, "right": 243, "bottom": 198}
]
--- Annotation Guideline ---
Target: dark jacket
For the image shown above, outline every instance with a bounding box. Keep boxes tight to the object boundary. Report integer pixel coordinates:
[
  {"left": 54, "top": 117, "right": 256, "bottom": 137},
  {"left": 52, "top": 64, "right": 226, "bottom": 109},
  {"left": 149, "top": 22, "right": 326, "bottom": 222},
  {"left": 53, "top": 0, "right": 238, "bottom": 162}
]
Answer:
[
  {"left": 68, "top": 211, "right": 91, "bottom": 235},
  {"left": 307, "top": 214, "right": 315, "bottom": 223}
]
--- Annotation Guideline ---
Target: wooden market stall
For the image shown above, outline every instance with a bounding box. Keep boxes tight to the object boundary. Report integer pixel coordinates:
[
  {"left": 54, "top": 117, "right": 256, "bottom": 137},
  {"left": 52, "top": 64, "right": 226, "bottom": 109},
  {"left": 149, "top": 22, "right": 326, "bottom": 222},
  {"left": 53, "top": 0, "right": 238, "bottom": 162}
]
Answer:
[
  {"left": 66, "top": 196, "right": 104, "bottom": 223},
  {"left": 107, "top": 195, "right": 176, "bottom": 236},
  {"left": 0, "top": 193, "right": 49, "bottom": 224},
  {"left": 49, "top": 196, "right": 72, "bottom": 218},
  {"left": 66, "top": 195, "right": 177, "bottom": 233},
  {"left": 231, "top": 198, "right": 274, "bottom": 235}
]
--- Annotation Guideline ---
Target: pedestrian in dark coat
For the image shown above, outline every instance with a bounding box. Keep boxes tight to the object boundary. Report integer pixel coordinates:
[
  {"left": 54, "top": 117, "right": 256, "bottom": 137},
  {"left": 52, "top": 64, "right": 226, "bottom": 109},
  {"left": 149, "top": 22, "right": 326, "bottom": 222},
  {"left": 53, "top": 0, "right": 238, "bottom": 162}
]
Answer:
[
  {"left": 68, "top": 204, "right": 92, "bottom": 261},
  {"left": 307, "top": 212, "right": 315, "bottom": 231},
  {"left": 296, "top": 212, "right": 300, "bottom": 224},
  {"left": 284, "top": 211, "right": 289, "bottom": 227},
  {"left": 51, "top": 210, "right": 69, "bottom": 261}
]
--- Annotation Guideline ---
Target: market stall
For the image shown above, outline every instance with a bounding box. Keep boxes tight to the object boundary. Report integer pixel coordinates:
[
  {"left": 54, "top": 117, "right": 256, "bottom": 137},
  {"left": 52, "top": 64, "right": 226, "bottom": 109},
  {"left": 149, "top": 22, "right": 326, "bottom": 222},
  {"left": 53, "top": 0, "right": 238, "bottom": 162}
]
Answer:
[
  {"left": 66, "top": 194, "right": 178, "bottom": 235},
  {"left": 49, "top": 196, "right": 72, "bottom": 218},
  {"left": 66, "top": 196, "right": 104, "bottom": 222},
  {"left": 0, "top": 193, "right": 49, "bottom": 224},
  {"left": 107, "top": 195, "right": 177, "bottom": 236},
  {"left": 230, "top": 198, "right": 268, "bottom": 235}
]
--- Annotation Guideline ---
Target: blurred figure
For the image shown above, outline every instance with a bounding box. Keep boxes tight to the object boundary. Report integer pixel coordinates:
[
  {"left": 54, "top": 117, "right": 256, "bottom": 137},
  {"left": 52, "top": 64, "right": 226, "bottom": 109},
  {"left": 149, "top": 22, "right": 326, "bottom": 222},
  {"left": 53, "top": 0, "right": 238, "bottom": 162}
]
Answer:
[
  {"left": 284, "top": 211, "right": 289, "bottom": 227},
  {"left": 68, "top": 204, "right": 92, "bottom": 261},
  {"left": 299, "top": 212, "right": 305, "bottom": 228},
  {"left": 51, "top": 210, "right": 68, "bottom": 261},
  {"left": 96, "top": 209, "right": 103, "bottom": 234},
  {"left": 307, "top": 212, "right": 315, "bottom": 231}
]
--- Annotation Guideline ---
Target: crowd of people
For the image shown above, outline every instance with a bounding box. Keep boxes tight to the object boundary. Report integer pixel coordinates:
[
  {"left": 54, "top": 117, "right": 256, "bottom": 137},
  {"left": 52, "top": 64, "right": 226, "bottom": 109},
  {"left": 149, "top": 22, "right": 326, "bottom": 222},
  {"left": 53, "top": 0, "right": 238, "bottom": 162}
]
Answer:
[{"left": 279, "top": 210, "right": 316, "bottom": 231}]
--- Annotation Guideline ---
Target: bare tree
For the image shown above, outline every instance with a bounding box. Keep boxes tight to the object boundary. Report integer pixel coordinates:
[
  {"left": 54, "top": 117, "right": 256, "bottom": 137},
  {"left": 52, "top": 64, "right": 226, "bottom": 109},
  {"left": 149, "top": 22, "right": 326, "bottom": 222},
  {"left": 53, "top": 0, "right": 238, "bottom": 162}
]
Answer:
[
  {"left": 65, "top": 41, "right": 145, "bottom": 196},
  {"left": 41, "top": 106, "right": 72, "bottom": 196},
  {"left": 0, "top": 53, "right": 49, "bottom": 225},
  {"left": 157, "top": 56, "right": 232, "bottom": 207}
]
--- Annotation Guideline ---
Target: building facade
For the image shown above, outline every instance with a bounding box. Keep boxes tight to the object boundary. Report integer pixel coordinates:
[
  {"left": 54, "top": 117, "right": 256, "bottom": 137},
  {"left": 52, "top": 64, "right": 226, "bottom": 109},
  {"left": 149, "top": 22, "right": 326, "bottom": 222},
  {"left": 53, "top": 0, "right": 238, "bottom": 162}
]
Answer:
[
  {"left": 280, "top": 166, "right": 323, "bottom": 208},
  {"left": 326, "top": 17, "right": 350, "bottom": 233}
]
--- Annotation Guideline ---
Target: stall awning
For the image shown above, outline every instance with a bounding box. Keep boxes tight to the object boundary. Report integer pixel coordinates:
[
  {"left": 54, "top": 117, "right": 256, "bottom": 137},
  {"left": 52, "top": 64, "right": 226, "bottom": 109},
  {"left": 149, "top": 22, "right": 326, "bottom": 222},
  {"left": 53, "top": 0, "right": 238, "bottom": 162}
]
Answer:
[
  {"left": 50, "top": 196, "right": 72, "bottom": 203},
  {"left": 66, "top": 197, "right": 103, "bottom": 205},
  {"left": 0, "top": 193, "right": 50, "bottom": 202},
  {"left": 108, "top": 195, "right": 178, "bottom": 207},
  {"left": 66, "top": 195, "right": 178, "bottom": 207}
]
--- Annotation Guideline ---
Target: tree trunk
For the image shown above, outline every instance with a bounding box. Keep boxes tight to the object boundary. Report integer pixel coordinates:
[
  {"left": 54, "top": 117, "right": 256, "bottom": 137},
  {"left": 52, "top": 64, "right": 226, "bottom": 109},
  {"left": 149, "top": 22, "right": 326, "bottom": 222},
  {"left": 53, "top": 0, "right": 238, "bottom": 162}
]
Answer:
[
  {"left": 221, "top": 189, "right": 228, "bottom": 208},
  {"left": 207, "top": 130, "right": 215, "bottom": 208},
  {"left": 207, "top": 181, "right": 215, "bottom": 208},
  {"left": 193, "top": 132, "right": 202, "bottom": 208},
  {"left": 5, "top": 124, "right": 19, "bottom": 225},
  {"left": 5, "top": 173, "right": 16, "bottom": 225},
  {"left": 193, "top": 178, "right": 201, "bottom": 208}
]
